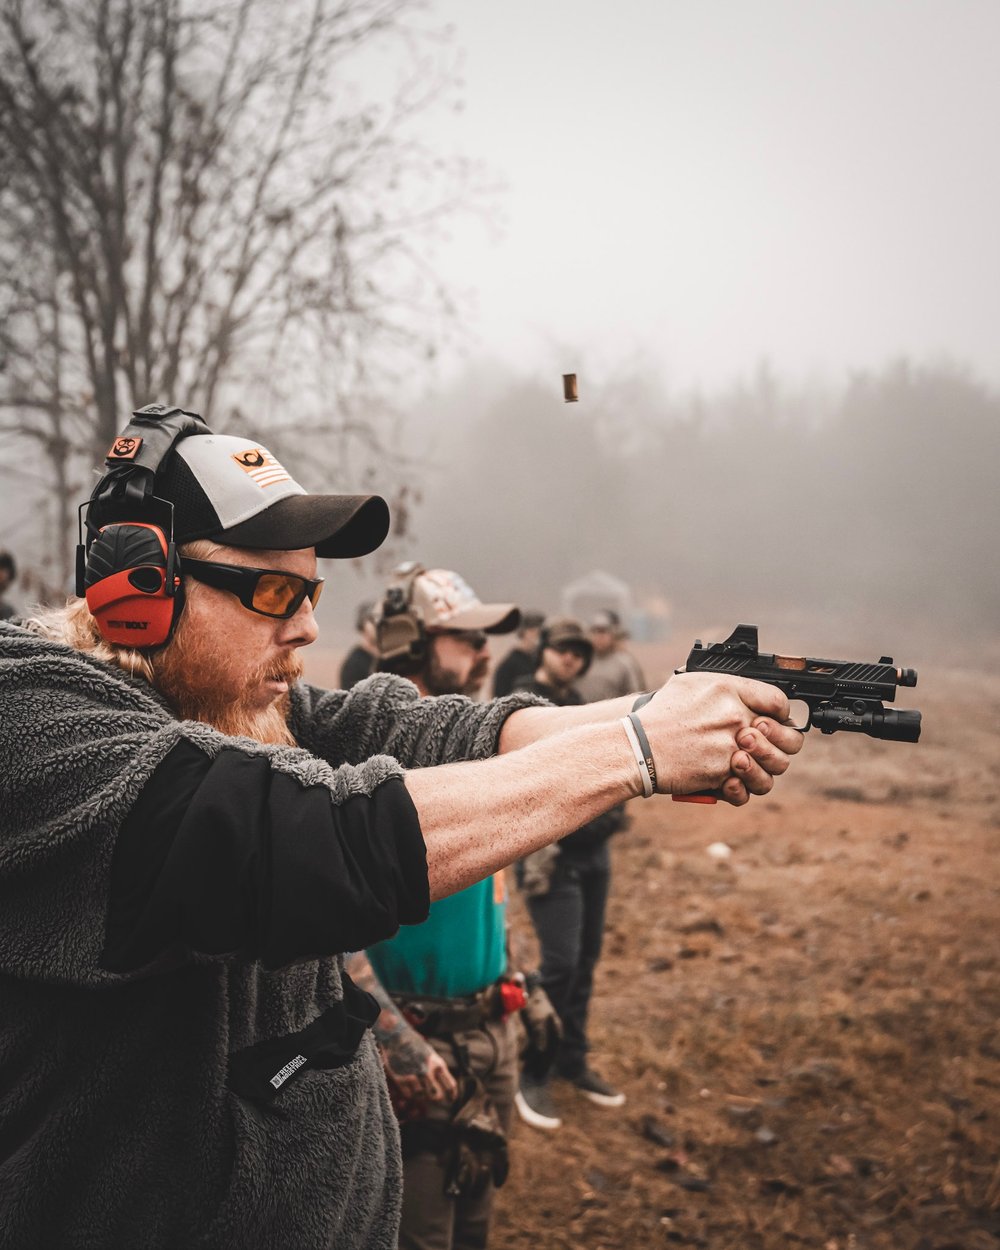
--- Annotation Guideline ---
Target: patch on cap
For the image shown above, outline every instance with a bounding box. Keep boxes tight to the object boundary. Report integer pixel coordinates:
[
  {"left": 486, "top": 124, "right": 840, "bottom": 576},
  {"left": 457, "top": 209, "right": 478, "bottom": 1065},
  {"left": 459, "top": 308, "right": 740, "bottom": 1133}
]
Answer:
[
  {"left": 418, "top": 569, "right": 480, "bottom": 626},
  {"left": 411, "top": 567, "right": 520, "bottom": 634},
  {"left": 158, "top": 432, "right": 389, "bottom": 558},
  {"left": 231, "top": 447, "right": 292, "bottom": 489}
]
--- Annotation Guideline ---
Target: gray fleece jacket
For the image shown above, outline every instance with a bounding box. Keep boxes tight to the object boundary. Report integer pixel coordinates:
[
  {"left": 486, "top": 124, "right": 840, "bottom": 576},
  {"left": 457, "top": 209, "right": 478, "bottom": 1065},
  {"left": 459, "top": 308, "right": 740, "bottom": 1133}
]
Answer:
[{"left": 0, "top": 621, "right": 542, "bottom": 1249}]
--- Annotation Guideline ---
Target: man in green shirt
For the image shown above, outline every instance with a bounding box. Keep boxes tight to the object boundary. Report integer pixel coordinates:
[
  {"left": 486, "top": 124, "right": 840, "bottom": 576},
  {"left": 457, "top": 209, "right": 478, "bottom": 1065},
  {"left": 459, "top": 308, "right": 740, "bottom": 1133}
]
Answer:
[{"left": 346, "top": 562, "right": 552, "bottom": 1250}]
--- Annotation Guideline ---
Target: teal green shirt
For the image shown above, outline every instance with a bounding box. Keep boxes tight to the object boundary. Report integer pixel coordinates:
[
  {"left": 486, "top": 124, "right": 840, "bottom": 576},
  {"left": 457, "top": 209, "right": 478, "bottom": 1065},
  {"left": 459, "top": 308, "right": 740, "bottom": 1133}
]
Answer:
[{"left": 367, "top": 873, "right": 507, "bottom": 999}]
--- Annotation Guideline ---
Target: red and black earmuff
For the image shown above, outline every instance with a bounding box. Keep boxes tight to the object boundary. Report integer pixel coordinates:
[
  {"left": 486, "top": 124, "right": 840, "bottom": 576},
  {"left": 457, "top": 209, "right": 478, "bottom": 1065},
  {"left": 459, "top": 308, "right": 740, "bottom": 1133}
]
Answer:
[
  {"left": 76, "top": 403, "right": 211, "bottom": 648},
  {"left": 77, "top": 508, "right": 181, "bottom": 648}
]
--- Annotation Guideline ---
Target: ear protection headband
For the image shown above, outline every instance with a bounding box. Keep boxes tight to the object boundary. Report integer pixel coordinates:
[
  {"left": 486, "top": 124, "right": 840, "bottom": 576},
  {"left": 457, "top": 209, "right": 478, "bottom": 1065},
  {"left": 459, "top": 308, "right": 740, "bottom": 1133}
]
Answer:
[
  {"left": 76, "top": 403, "right": 212, "bottom": 648},
  {"left": 374, "top": 562, "right": 428, "bottom": 674}
]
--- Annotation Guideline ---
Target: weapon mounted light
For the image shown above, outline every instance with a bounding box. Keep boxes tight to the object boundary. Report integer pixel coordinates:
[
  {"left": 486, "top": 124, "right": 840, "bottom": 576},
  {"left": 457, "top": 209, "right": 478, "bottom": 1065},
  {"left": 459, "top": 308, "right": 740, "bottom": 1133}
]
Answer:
[{"left": 810, "top": 704, "right": 922, "bottom": 742}]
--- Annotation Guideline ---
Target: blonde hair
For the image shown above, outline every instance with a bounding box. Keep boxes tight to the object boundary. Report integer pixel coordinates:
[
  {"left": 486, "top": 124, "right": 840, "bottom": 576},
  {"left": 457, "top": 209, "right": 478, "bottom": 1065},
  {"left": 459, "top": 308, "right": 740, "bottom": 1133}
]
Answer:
[
  {"left": 26, "top": 537, "right": 302, "bottom": 746},
  {"left": 23, "top": 538, "right": 221, "bottom": 681}
]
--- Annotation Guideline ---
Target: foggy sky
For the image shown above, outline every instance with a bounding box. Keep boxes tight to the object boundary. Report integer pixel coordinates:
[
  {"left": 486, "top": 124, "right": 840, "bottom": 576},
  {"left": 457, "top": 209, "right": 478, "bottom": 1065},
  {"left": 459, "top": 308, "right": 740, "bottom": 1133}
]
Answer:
[
  {"left": 420, "top": 0, "right": 1000, "bottom": 394},
  {"left": 5, "top": 0, "right": 999, "bottom": 648}
]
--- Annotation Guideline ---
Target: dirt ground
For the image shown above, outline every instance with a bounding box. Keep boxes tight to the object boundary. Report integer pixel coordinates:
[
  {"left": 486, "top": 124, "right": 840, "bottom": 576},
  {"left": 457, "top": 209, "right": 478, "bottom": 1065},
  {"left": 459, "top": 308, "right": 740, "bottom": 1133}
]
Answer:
[
  {"left": 497, "top": 642, "right": 1000, "bottom": 1250},
  {"left": 307, "top": 627, "right": 1000, "bottom": 1250}
]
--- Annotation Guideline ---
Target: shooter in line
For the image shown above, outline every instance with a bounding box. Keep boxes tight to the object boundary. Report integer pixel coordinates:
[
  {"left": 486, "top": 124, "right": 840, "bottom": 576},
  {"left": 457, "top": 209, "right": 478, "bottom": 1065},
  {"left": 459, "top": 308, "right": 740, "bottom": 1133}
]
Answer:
[{"left": 0, "top": 404, "right": 802, "bottom": 1249}]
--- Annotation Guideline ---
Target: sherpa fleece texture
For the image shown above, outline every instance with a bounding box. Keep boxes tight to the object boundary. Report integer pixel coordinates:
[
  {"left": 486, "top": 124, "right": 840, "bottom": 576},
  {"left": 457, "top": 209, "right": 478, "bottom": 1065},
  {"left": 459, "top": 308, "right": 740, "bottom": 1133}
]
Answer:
[{"left": 0, "top": 622, "right": 544, "bottom": 1250}]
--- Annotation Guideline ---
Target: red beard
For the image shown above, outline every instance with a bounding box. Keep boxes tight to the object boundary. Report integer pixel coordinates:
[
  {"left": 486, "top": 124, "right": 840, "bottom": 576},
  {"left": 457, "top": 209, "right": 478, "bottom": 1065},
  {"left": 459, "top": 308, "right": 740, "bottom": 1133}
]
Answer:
[{"left": 151, "top": 618, "right": 304, "bottom": 746}]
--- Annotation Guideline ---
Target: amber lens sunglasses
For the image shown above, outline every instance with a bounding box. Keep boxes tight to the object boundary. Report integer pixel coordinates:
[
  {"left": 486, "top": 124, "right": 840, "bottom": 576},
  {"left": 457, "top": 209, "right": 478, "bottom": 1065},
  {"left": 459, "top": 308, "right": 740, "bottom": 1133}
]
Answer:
[{"left": 182, "top": 558, "right": 324, "bottom": 619}]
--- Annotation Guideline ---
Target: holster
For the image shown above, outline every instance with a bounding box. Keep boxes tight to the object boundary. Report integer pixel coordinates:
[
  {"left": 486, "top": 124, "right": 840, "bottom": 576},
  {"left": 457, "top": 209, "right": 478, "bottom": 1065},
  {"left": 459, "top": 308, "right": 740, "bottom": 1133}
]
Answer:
[
  {"left": 446, "top": 1074, "right": 509, "bottom": 1198},
  {"left": 399, "top": 1073, "right": 509, "bottom": 1199}
]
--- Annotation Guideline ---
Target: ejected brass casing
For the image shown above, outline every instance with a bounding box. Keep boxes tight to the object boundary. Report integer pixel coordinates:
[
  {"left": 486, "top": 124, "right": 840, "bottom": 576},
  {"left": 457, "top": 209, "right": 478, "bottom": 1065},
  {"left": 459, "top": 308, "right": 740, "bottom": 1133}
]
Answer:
[{"left": 562, "top": 373, "right": 578, "bottom": 402}]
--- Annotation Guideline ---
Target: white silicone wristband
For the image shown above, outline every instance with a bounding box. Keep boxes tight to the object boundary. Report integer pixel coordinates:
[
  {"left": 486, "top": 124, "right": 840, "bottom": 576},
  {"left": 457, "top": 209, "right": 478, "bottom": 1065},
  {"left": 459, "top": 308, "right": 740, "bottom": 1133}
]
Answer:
[{"left": 621, "top": 715, "right": 654, "bottom": 798}]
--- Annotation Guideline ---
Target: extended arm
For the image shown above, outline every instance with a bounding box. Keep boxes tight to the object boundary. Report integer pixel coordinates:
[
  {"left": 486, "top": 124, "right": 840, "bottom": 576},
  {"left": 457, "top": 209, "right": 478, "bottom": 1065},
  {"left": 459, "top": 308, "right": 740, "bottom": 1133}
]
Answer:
[
  {"left": 497, "top": 692, "right": 635, "bottom": 753},
  {"left": 32, "top": 669, "right": 798, "bottom": 980},
  {"left": 409, "top": 671, "right": 803, "bottom": 901}
]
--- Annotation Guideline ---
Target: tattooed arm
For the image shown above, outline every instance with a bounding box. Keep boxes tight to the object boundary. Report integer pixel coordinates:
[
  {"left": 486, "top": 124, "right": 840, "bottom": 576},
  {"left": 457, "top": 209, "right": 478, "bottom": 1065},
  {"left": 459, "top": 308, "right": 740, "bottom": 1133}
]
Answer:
[{"left": 344, "top": 950, "right": 458, "bottom": 1102}]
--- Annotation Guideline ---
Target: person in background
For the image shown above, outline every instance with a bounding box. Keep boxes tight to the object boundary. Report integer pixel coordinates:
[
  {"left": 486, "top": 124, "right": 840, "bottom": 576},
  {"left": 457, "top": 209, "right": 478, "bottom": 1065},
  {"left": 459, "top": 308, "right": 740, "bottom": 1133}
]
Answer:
[
  {"left": 492, "top": 609, "right": 544, "bottom": 697},
  {"left": 339, "top": 598, "right": 378, "bottom": 688},
  {"left": 574, "top": 608, "right": 646, "bottom": 702},
  {"left": 513, "top": 617, "right": 628, "bottom": 1130},
  {"left": 345, "top": 563, "right": 561, "bottom": 1250},
  {"left": 0, "top": 550, "right": 18, "bottom": 621}
]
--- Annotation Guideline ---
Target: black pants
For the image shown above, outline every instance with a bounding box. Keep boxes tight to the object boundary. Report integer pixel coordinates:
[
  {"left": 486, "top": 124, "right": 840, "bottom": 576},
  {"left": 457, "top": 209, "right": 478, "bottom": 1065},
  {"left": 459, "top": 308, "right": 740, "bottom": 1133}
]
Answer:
[{"left": 525, "top": 843, "right": 611, "bottom": 1078}]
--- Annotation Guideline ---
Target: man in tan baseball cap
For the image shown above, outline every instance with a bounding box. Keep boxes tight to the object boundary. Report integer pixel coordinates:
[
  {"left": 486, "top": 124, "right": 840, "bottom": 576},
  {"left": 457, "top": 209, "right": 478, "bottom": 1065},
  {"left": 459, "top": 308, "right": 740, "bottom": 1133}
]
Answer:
[
  {"left": 352, "top": 561, "right": 558, "bottom": 1249},
  {"left": 373, "top": 561, "right": 519, "bottom": 697}
]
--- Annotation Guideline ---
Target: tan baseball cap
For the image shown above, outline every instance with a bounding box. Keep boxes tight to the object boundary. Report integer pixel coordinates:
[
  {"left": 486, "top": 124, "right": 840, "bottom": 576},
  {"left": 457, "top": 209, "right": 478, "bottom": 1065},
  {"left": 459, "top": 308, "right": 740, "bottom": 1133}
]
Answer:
[{"left": 399, "top": 564, "right": 520, "bottom": 634}]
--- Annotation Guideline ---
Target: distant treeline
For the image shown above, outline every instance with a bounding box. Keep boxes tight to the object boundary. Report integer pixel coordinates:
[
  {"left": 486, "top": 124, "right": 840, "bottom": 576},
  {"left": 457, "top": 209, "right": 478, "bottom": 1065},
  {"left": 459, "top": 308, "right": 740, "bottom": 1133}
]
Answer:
[{"left": 409, "top": 359, "right": 1000, "bottom": 631}]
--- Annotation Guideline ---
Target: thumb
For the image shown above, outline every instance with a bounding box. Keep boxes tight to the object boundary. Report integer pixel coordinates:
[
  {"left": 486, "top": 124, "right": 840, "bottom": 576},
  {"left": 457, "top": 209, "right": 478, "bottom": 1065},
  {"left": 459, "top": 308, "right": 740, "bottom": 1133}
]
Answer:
[{"left": 735, "top": 677, "right": 789, "bottom": 721}]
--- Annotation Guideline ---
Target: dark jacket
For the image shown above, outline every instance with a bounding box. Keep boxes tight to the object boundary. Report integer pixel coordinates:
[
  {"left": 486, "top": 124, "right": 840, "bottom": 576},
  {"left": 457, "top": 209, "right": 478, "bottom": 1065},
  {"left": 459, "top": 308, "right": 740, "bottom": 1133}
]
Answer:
[
  {"left": 492, "top": 645, "right": 535, "bottom": 698},
  {"left": 340, "top": 642, "right": 375, "bottom": 689},
  {"left": 0, "top": 622, "right": 542, "bottom": 1250}
]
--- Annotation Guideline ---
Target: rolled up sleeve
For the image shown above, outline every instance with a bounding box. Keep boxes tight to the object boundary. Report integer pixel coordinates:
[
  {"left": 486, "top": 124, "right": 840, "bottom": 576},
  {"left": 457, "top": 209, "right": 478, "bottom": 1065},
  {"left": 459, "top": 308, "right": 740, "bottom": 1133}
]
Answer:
[{"left": 101, "top": 740, "right": 428, "bottom": 974}]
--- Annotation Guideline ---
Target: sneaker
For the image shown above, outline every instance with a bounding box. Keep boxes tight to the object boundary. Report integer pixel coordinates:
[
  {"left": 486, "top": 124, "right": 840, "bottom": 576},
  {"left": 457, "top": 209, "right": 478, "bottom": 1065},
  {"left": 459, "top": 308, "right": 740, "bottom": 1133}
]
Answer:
[
  {"left": 515, "top": 1077, "right": 562, "bottom": 1130},
  {"left": 566, "top": 1068, "right": 626, "bottom": 1108}
]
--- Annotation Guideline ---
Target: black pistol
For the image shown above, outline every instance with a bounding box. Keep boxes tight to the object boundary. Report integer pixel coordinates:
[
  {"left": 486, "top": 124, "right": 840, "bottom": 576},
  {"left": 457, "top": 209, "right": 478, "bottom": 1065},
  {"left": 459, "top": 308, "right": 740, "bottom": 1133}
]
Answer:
[{"left": 675, "top": 623, "right": 921, "bottom": 803}]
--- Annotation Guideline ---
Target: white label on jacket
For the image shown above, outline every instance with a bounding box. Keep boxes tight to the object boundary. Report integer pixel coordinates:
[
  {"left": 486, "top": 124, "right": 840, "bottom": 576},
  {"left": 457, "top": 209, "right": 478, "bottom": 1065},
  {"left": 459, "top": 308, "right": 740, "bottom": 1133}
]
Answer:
[{"left": 270, "top": 1054, "right": 308, "bottom": 1089}]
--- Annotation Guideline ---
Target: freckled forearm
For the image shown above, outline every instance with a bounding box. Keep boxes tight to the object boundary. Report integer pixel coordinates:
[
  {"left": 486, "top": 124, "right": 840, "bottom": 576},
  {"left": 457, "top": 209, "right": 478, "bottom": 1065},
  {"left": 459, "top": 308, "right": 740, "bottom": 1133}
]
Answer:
[
  {"left": 406, "top": 721, "right": 641, "bottom": 901},
  {"left": 498, "top": 696, "right": 636, "bottom": 753}
]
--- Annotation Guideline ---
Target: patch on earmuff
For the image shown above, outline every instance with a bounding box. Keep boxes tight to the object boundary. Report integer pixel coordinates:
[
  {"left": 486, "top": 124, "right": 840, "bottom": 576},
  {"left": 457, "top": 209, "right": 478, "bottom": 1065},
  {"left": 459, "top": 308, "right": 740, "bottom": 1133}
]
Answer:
[{"left": 108, "top": 435, "right": 143, "bottom": 460}]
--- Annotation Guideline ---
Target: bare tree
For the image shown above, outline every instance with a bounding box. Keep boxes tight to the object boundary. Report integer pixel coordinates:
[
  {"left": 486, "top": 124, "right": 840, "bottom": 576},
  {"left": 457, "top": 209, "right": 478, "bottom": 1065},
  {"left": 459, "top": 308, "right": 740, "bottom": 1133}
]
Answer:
[{"left": 0, "top": 0, "right": 480, "bottom": 584}]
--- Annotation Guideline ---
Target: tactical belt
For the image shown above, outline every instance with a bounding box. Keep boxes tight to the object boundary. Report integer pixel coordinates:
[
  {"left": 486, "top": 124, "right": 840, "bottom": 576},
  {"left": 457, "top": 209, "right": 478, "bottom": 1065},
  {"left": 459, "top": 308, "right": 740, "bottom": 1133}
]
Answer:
[{"left": 396, "top": 984, "right": 505, "bottom": 1037}]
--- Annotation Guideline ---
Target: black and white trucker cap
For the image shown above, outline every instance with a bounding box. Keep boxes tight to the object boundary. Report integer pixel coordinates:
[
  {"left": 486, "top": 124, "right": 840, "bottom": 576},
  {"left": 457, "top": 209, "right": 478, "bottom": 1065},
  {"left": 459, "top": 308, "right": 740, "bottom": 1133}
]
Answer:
[{"left": 151, "top": 434, "right": 390, "bottom": 558}]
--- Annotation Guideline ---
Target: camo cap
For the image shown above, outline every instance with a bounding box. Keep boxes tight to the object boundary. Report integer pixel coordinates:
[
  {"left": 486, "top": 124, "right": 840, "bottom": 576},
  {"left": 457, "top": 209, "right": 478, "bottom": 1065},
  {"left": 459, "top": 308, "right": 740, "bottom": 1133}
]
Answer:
[{"left": 405, "top": 565, "right": 520, "bottom": 634}]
